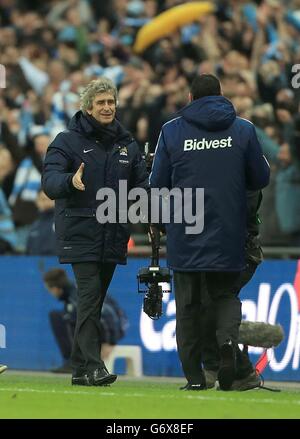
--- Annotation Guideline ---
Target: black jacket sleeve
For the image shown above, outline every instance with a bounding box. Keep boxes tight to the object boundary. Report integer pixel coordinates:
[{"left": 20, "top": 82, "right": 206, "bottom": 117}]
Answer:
[
  {"left": 42, "top": 137, "right": 75, "bottom": 200},
  {"left": 149, "top": 128, "right": 172, "bottom": 189},
  {"left": 129, "top": 142, "right": 149, "bottom": 191}
]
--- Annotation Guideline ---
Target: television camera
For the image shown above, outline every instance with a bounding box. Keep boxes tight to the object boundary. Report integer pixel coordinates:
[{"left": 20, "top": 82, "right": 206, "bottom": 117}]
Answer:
[{"left": 137, "top": 142, "right": 172, "bottom": 320}]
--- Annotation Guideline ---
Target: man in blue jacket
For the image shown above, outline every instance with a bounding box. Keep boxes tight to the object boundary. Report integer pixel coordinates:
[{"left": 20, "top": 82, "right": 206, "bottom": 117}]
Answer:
[
  {"left": 150, "top": 74, "right": 270, "bottom": 391},
  {"left": 42, "top": 77, "right": 148, "bottom": 386}
]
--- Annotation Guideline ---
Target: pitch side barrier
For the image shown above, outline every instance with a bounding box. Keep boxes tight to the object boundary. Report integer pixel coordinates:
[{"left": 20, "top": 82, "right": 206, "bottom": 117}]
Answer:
[
  {"left": 0, "top": 256, "right": 299, "bottom": 381},
  {"left": 129, "top": 236, "right": 300, "bottom": 260}
]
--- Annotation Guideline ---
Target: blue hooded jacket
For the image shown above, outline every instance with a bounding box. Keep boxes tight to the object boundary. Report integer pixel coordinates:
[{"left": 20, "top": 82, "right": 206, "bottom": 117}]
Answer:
[{"left": 150, "top": 96, "right": 270, "bottom": 271}]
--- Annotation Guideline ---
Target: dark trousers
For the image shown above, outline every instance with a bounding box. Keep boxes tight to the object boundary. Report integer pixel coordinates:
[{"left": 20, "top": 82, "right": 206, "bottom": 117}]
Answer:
[
  {"left": 173, "top": 271, "right": 241, "bottom": 384},
  {"left": 202, "top": 262, "right": 258, "bottom": 376},
  {"left": 71, "top": 261, "right": 116, "bottom": 375},
  {"left": 49, "top": 310, "right": 75, "bottom": 361}
]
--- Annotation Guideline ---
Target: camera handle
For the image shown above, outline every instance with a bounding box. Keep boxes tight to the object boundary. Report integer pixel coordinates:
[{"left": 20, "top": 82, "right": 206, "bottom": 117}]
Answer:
[{"left": 149, "top": 225, "right": 160, "bottom": 267}]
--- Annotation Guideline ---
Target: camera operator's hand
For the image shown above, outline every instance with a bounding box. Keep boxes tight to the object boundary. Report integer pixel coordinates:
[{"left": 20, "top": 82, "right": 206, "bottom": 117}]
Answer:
[
  {"left": 148, "top": 224, "right": 165, "bottom": 243},
  {"left": 148, "top": 225, "right": 156, "bottom": 244},
  {"left": 72, "top": 162, "right": 85, "bottom": 191}
]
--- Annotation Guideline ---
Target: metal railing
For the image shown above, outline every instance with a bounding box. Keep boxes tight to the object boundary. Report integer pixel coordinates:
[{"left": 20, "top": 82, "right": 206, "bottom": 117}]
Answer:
[{"left": 129, "top": 234, "right": 300, "bottom": 260}]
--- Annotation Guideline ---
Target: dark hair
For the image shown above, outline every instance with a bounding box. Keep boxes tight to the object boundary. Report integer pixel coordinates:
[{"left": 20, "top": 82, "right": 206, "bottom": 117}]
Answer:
[
  {"left": 43, "top": 268, "right": 69, "bottom": 289},
  {"left": 190, "top": 74, "right": 221, "bottom": 100},
  {"left": 294, "top": 114, "right": 300, "bottom": 133},
  {"left": 275, "top": 100, "right": 298, "bottom": 114}
]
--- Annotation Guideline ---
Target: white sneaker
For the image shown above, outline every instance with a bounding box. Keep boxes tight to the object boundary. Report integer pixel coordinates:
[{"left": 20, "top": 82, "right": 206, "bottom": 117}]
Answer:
[
  {"left": 231, "top": 371, "right": 261, "bottom": 391},
  {"left": 0, "top": 364, "right": 7, "bottom": 374},
  {"left": 204, "top": 369, "right": 218, "bottom": 389}
]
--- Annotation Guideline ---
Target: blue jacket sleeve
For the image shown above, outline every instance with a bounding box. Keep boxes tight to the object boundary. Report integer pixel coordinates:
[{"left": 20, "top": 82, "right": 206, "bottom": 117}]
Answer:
[
  {"left": 245, "top": 125, "right": 270, "bottom": 190},
  {"left": 149, "top": 129, "right": 172, "bottom": 189},
  {"left": 42, "top": 140, "right": 75, "bottom": 200}
]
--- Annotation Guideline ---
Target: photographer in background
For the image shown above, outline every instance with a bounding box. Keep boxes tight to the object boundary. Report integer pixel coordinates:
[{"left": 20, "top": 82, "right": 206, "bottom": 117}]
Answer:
[
  {"left": 43, "top": 268, "right": 128, "bottom": 373},
  {"left": 44, "top": 268, "right": 77, "bottom": 373}
]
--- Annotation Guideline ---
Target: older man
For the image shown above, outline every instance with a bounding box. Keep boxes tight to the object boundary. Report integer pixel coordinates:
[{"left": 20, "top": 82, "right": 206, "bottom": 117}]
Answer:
[{"left": 42, "top": 77, "right": 148, "bottom": 386}]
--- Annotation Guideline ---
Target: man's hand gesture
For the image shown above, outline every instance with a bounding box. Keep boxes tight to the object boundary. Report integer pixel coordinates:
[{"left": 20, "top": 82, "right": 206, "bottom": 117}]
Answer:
[{"left": 72, "top": 162, "right": 85, "bottom": 191}]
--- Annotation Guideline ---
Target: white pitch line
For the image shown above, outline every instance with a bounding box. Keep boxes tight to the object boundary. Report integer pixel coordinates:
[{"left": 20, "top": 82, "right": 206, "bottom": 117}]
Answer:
[{"left": 0, "top": 387, "right": 299, "bottom": 406}]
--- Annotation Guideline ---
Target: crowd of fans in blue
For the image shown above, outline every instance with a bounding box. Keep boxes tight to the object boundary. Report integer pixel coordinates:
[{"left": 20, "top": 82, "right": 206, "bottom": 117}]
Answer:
[{"left": 0, "top": 0, "right": 300, "bottom": 255}]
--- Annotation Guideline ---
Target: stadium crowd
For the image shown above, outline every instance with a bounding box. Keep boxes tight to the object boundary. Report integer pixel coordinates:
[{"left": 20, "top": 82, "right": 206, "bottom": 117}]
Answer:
[{"left": 0, "top": 0, "right": 300, "bottom": 254}]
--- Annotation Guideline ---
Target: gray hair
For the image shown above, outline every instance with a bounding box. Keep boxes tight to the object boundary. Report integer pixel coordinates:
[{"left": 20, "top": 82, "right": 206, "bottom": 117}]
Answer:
[{"left": 80, "top": 77, "right": 118, "bottom": 113}]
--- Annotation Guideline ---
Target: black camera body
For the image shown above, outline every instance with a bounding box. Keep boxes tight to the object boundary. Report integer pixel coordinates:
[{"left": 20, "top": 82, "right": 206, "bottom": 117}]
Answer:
[
  {"left": 138, "top": 266, "right": 172, "bottom": 286},
  {"left": 137, "top": 266, "right": 172, "bottom": 320}
]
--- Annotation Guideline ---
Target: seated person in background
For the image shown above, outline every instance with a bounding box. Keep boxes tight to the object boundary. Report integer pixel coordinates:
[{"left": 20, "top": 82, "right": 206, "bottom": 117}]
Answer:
[
  {"left": 43, "top": 268, "right": 77, "bottom": 373},
  {"left": 43, "top": 268, "right": 127, "bottom": 373},
  {"left": 100, "top": 295, "right": 129, "bottom": 360},
  {"left": 26, "top": 190, "right": 56, "bottom": 255}
]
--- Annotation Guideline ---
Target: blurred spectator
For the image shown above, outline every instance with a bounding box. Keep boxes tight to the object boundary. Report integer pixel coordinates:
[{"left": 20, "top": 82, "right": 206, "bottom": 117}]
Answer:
[
  {"left": 0, "top": 147, "right": 18, "bottom": 253},
  {"left": 43, "top": 268, "right": 128, "bottom": 373},
  {"left": 50, "top": 69, "right": 85, "bottom": 136},
  {"left": 1, "top": 0, "right": 300, "bottom": 250},
  {"left": 9, "top": 127, "right": 50, "bottom": 251},
  {"left": 291, "top": 114, "right": 300, "bottom": 164},
  {"left": 26, "top": 190, "right": 56, "bottom": 255}
]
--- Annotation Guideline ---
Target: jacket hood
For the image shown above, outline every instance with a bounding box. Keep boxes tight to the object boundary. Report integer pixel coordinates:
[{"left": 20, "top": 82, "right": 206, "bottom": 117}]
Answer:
[
  {"left": 68, "top": 111, "right": 133, "bottom": 145},
  {"left": 179, "top": 96, "right": 236, "bottom": 132}
]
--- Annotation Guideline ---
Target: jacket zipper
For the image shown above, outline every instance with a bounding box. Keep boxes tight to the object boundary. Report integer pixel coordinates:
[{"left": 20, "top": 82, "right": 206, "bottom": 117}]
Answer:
[
  {"left": 101, "top": 146, "right": 109, "bottom": 262},
  {"left": 102, "top": 142, "right": 130, "bottom": 261}
]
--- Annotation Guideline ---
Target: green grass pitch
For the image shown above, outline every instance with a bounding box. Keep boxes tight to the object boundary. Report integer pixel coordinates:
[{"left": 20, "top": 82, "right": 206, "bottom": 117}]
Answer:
[{"left": 0, "top": 373, "right": 300, "bottom": 419}]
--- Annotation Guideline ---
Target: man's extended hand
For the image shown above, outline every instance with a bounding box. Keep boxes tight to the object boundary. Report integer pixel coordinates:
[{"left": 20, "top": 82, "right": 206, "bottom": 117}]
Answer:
[{"left": 72, "top": 162, "right": 85, "bottom": 191}]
